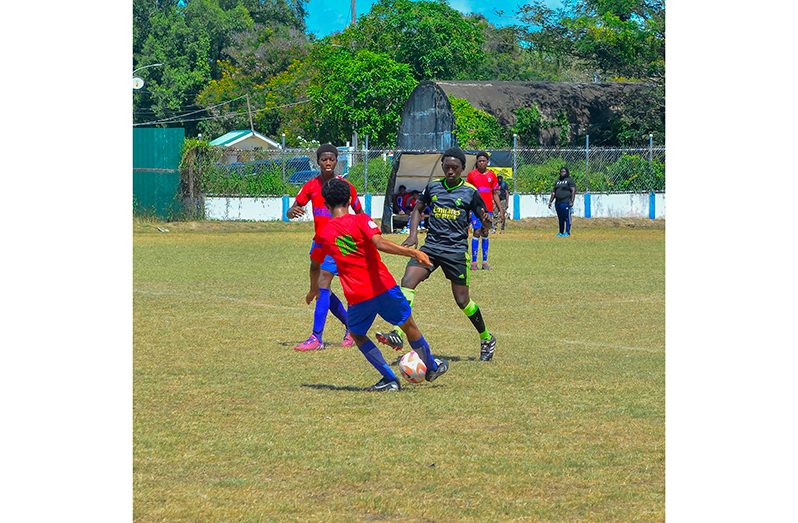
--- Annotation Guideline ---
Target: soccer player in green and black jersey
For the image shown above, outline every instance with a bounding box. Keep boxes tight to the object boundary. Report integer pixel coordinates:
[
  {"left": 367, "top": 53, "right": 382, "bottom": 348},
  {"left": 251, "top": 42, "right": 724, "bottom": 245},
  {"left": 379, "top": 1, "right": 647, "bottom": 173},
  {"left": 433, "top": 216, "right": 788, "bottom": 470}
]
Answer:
[{"left": 376, "top": 147, "right": 498, "bottom": 361}]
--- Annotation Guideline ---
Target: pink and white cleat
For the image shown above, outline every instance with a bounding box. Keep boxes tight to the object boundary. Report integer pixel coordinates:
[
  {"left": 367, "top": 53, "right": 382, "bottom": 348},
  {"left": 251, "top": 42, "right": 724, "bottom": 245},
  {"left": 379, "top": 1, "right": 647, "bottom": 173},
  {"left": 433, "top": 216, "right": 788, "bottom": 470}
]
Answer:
[
  {"left": 341, "top": 331, "right": 355, "bottom": 347},
  {"left": 293, "top": 334, "right": 324, "bottom": 351}
]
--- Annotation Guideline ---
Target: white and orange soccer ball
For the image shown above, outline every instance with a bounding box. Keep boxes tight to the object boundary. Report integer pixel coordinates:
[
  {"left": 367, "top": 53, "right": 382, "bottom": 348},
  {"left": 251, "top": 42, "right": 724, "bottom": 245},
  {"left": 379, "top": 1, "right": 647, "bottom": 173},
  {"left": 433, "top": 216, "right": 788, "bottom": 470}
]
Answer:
[{"left": 399, "top": 350, "right": 427, "bottom": 383}]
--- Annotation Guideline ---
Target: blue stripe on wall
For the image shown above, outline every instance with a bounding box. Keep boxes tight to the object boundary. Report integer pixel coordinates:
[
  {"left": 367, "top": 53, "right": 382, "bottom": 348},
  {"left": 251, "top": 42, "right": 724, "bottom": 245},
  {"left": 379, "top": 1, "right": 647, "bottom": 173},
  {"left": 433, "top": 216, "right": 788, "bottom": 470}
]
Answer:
[
  {"left": 584, "top": 193, "right": 592, "bottom": 218},
  {"left": 365, "top": 193, "right": 372, "bottom": 216},
  {"left": 513, "top": 193, "right": 520, "bottom": 220},
  {"left": 649, "top": 191, "right": 656, "bottom": 219},
  {"left": 282, "top": 195, "right": 290, "bottom": 222}
]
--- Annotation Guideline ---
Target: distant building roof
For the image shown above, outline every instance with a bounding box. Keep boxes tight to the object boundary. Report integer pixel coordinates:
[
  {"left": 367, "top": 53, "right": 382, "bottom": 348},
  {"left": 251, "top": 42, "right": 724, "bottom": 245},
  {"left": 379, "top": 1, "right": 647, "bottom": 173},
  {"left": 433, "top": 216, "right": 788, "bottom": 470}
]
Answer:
[{"left": 209, "top": 130, "right": 281, "bottom": 148}]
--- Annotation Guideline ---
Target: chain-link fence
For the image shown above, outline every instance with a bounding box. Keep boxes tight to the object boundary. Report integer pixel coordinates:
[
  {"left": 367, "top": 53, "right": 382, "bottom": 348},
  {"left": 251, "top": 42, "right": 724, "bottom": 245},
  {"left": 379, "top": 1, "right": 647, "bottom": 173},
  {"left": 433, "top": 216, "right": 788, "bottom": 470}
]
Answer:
[
  {"left": 189, "top": 145, "right": 665, "bottom": 198},
  {"left": 514, "top": 146, "right": 665, "bottom": 193}
]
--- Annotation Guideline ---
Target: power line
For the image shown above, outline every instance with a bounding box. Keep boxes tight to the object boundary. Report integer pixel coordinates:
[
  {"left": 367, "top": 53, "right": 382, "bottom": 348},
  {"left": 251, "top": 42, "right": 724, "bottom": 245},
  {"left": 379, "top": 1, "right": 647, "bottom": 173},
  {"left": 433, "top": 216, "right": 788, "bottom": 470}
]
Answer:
[
  {"left": 133, "top": 99, "right": 310, "bottom": 126},
  {"left": 133, "top": 94, "right": 248, "bottom": 126}
]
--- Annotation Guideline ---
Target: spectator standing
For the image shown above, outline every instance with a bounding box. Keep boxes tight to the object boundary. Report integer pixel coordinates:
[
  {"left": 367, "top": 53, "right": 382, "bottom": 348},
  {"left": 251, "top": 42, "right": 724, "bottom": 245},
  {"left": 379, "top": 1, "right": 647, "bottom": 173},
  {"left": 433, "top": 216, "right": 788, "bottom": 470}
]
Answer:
[
  {"left": 496, "top": 175, "right": 509, "bottom": 233},
  {"left": 547, "top": 167, "right": 576, "bottom": 237}
]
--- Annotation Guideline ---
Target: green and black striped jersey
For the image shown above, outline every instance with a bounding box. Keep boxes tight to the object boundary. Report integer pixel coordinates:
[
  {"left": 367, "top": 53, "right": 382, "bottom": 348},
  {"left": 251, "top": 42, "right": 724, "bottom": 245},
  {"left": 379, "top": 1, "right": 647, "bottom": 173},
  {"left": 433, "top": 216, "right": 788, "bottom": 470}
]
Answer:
[{"left": 419, "top": 178, "right": 486, "bottom": 254}]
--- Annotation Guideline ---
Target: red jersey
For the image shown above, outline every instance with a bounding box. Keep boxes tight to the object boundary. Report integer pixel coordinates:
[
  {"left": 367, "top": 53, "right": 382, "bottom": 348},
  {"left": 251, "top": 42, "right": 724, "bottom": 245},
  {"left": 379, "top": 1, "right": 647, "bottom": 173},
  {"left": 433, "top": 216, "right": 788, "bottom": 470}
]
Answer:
[
  {"left": 466, "top": 169, "right": 499, "bottom": 212},
  {"left": 295, "top": 175, "right": 362, "bottom": 241},
  {"left": 311, "top": 213, "right": 397, "bottom": 305}
]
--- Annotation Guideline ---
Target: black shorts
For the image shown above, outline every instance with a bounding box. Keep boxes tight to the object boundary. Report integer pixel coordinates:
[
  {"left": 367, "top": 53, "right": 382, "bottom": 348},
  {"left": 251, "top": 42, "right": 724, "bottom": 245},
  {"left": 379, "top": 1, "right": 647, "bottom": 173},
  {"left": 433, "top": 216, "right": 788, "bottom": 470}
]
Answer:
[{"left": 407, "top": 245, "right": 470, "bottom": 286}]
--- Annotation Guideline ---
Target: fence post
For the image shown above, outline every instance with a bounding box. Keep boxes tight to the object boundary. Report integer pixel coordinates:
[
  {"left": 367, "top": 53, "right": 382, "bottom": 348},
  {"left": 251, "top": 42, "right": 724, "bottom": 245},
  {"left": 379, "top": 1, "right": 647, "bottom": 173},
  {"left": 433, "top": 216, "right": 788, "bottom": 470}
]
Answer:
[
  {"left": 364, "top": 135, "right": 369, "bottom": 195},
  {"left": 281, "top": 133, "right": 287, "bottom": 185},
  {"left": 584, "top": 134, "right": 591, "bottom": 218},
  {"left": 512, "top": 134, "right": 520, "bottom": 220},
  {"left": 512, "top": 133, "right": 518, "bottom": 195},
  {"left": 649, "top": 133, "right": 655, "bottom": 219}
]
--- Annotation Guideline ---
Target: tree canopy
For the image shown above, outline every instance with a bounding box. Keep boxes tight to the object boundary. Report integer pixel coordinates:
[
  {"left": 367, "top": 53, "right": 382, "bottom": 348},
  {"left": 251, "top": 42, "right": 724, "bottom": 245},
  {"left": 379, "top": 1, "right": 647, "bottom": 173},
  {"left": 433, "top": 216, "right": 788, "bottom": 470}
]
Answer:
[{"left": 133, "top": 0, "right": 665, "bottom": 147}]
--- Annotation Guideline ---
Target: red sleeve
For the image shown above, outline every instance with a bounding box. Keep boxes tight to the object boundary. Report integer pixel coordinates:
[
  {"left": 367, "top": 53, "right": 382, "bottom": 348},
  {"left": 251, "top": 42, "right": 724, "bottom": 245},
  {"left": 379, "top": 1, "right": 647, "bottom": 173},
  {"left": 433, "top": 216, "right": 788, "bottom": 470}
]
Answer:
[
  {"left": 349, "top": 183, "right": 362, "bottom": 211},
  {"left": 466, "top": 171, "right": 475, "bottom": 185},
  {"left": 296, "top": 180, "right": 313, "bottom": 206},
  {"left": 310, "top": 245, "right": 325, "bottom": 264},
  {"left": 310, "top": 236, "right": 328, "bottom": 264},
  {"left": 357, "top": 213, "right": 381, "bottom": 240}
]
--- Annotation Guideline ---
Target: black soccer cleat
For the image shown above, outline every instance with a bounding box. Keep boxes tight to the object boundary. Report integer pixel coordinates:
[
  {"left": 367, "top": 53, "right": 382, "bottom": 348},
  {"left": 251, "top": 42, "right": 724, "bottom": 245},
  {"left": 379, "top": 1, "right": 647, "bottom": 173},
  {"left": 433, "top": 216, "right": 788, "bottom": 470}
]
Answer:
[
  {"left": 376, "top": 329, "right": 404, "bottom": 350},
  {"left": 367, "top": 377, "right": 401, "bottom": 392},
  {"left": 425, "top": 358, "right": 449, "bottom": 382},
  {"left": 479, "top": 335, "right": 496, "bottom": 361}
]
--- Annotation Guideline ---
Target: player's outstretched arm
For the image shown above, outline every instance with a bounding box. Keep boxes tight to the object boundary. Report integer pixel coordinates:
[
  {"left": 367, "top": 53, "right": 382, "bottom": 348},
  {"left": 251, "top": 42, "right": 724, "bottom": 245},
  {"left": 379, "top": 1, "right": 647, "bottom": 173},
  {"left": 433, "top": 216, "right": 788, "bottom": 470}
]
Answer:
[
  {"left": 401, "top": 200, "right": 426, "bottom": 248},
  {"left": 372, "top": 235, "right": 432, "bottom": 267},
  {"left": 492, "top": 189, "right": 504, "bottom": 220},
  {"left": 306, "top": 260, "right": 321, "bottom": 304},
  {"left": 287, "top": 201, "right": 305, "bottom": 219}
]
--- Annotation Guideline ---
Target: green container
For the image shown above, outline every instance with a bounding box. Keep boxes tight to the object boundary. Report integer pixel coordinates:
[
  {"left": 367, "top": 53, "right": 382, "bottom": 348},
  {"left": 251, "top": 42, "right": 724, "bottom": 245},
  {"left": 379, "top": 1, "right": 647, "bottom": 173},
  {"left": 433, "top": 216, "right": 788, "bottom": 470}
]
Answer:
[{"left": 133, "top": 128, "right": 185, "bottom": 219}]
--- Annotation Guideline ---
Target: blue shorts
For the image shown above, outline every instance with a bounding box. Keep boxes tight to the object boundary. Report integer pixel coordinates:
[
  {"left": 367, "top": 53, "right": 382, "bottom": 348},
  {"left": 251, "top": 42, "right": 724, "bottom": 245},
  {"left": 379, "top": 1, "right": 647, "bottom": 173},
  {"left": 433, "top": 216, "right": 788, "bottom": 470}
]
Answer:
[
  {"left": 309, "top": 241, "right": 337, "bottom": 275},
  {"left": 347, "top": 286, "right": 412, "bottom": 336},
  {"left": 470, "top": 211, "right": 493, "bottom": 230}
]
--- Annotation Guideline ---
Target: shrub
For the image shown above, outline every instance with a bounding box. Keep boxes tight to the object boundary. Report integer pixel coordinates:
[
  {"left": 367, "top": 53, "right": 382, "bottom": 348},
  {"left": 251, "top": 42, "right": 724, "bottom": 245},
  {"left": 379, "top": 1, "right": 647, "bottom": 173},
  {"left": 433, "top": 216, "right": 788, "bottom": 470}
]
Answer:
[{"left": 449, "top": 97, "right": 511, "bottom": 149}]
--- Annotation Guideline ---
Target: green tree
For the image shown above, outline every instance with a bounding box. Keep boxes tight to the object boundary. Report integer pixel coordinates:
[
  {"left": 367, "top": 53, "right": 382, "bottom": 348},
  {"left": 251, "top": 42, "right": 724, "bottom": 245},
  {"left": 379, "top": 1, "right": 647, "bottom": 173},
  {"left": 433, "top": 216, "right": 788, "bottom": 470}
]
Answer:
[
  {"left": 304, "top": 48, "right": 418, "bottom": 146},
  {"left": 338, "top": 0, "right": 485, "bottom": 81},
  {"left": 449, "top": 97, "right": 510, "bottom": 149},
  {"left": 135, "top": 6, "right": 214, "bottom": 133},
  {"left": 133, "top": 0, "right": 254, "bottom": 135},
  {"left": 513, "top": 106, "right": 543, "bottom": 145},
  {"left": 517, "top": 0, "right": 665, "bottom": 83}
]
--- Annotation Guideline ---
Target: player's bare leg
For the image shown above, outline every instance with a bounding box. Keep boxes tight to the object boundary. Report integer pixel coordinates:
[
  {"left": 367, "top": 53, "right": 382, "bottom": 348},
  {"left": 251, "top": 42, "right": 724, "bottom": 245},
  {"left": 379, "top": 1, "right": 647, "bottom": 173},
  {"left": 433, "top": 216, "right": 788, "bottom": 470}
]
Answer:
[{"left": 451, "top": 282, "right": 496, "bottom": 361}]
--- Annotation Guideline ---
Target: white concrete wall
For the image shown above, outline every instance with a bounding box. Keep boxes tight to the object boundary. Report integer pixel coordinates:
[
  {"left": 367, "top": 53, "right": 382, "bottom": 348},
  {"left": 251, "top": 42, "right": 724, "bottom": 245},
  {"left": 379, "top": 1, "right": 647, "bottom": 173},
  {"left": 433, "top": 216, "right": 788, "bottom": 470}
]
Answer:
[
  {"left": 591, "top": 193, "right": 648, "bottom": 218},
  {"left": 205, "top": 195, "right": 387, "bottom": 221},
  {"left": 516, "top": 192, "right": 664, "bottom": 219},
  {"left": 205, "top": 193, "right": 664, "bottom": 221},
  {"left": 655, "top": 192, "right": 666, "bottom": 219},
  {"left": 205, "top": 197, "right": 286, "bottom": 221}
]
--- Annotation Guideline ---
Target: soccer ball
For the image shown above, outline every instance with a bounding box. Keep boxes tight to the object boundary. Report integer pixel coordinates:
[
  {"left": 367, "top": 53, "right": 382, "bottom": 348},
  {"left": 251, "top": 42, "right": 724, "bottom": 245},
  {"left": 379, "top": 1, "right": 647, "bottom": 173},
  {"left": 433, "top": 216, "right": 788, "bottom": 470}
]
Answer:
[{"left": 399, "top": 350, "right": 427, "bottom": 383}]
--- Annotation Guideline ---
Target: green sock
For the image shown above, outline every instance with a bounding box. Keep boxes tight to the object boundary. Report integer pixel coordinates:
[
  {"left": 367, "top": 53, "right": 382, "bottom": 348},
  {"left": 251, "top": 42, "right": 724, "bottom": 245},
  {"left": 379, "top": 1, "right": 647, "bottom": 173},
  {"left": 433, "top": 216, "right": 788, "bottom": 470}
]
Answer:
[
  {"left": 401, "top": 287, "right": 416, "bottom": 307},
  {"left": 463, "top": 300, "right": 492, "bottom": 340},
  {"left": 393, "top": 287, "right": 416, "bottom": 337}
]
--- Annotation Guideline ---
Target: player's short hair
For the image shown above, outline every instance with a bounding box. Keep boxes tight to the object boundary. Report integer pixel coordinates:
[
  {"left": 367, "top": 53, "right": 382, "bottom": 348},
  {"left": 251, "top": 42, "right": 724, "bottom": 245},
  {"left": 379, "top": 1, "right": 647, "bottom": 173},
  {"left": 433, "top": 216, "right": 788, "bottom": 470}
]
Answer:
[
  {"left": 398, "top": 184, "right": 406, "bottom": 191},
  {"left": 321, "top": 177, "right": 351, "bottom": 208},
  {"left": 441, "top": 146, "right": 466, "bottom": 168},
  {"left": 560, "top": 166, "right": 570, "bottom": 176},
  {"left": 476, "top": 151, "right": 489, "bottom": 161},
  {"left": 316, "top": 143, "right": 339, "bottom": 160}
]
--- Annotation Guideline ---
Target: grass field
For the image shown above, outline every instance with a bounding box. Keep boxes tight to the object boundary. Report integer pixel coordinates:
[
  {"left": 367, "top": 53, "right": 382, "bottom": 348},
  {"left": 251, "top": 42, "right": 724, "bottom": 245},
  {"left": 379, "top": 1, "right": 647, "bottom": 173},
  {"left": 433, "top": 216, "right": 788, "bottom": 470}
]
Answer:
[{"left": 133, "top": 217, "right": 665, "bottom": 522}]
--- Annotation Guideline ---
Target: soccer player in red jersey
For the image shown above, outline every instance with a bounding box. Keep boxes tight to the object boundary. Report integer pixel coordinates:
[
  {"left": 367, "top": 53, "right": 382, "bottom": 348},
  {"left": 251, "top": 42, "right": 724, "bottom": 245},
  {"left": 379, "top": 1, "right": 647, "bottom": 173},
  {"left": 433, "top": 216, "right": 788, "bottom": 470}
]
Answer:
[
  {"left": 286, "top": 144, "right": 363, "bottom": 351},
  {"left": 313, "top": 178, "right": 449, "bottom": 391},
  {"left": 466, "top": 151, "right": 504, "bottom": 270}
]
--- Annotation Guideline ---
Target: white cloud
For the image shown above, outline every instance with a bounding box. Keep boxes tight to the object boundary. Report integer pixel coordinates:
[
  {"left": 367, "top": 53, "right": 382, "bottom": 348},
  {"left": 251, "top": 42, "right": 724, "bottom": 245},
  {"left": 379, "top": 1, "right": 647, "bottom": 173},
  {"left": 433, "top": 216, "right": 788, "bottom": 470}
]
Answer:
[{"left": 449, "top": 0, "right": 474, "bottom": 15}]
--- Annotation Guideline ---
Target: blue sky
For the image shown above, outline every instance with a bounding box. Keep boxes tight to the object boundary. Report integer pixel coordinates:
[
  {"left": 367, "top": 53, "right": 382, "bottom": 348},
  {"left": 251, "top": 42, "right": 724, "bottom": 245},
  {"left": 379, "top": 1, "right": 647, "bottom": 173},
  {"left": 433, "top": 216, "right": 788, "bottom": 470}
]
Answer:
[{"left": 304, "top": 0, "right": 562, "bottom": 39}]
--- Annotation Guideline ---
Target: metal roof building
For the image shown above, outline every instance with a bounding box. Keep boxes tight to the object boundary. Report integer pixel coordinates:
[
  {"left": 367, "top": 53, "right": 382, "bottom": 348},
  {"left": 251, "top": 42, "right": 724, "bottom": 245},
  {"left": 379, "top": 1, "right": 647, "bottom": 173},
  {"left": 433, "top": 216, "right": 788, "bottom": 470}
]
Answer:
[{"left": 209, "top": 130, "right": 281, "bottom": 149}]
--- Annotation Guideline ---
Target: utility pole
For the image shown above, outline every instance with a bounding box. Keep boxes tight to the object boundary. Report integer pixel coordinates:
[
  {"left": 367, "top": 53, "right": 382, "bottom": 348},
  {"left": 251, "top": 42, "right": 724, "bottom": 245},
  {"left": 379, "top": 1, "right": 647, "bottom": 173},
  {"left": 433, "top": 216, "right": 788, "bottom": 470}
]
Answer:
[
  {"left": 351, "top": 0, "right": 356, "bottom": 25},
  {"left": 246, "top": 94, "right": 254, "bottom": 132}
]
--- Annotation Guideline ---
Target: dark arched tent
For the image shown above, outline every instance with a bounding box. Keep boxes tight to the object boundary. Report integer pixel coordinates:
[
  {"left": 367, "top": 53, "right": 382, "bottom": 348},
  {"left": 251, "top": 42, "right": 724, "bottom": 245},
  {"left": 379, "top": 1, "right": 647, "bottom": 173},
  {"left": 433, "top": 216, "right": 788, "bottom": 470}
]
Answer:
[{"left": 398, "top": 80, "right": 657, "bottom": 148}]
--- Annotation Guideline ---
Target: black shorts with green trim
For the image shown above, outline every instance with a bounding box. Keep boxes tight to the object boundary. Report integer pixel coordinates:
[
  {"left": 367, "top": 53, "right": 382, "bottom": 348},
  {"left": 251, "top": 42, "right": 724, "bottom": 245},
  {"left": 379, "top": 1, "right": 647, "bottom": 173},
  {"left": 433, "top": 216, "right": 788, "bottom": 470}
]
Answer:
[{"left": 407, "top": 245, "right": 470, "bottom": 286}]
